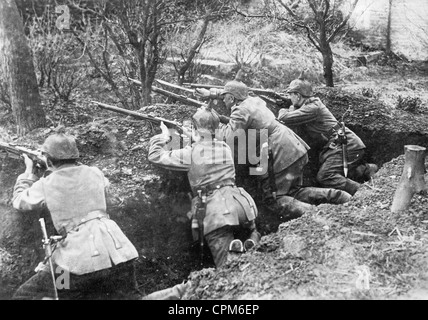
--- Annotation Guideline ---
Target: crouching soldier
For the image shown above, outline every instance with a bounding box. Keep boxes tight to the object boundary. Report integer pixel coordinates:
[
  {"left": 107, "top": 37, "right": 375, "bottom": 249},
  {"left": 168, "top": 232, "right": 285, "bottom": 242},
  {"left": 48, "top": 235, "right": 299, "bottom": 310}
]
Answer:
[
  {"left": 11, "top": 131, "right": 140, "bottom": 300},
  {"left": 148, "top": 106, "right": 261, "bottom": 268},
  {"left": 278, "top": 73, "right": 379, "bottom": 195}
]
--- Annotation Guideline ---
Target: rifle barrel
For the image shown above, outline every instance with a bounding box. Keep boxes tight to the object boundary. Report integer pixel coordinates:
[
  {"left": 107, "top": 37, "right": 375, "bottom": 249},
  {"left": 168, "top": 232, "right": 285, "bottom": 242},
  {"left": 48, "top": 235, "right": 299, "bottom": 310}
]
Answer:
[
  {"left": 151, "top": 86, "right": 206, "bottom": 108},
  {"left": 91, "top": 101, "right": 183, "bottom": 133},
  {"left": 185, "top": 83, "right": 287, "bottom": 101},
  {"left": 155, "top": 79, "right": 195, "bottom": 94}
]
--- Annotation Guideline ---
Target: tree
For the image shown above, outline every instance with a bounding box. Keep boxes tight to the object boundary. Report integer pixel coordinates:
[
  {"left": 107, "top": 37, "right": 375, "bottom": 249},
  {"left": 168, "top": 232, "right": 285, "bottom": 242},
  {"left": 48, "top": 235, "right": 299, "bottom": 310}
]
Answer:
[
  {"left": 271, "top": 0, "right": 360, "bottom": 87},
  {"left": 71, "top": 0, "right": 229, "bottom": 108},
  {"left": 0, "top": 0, "right": 46, "bottom": 135}
]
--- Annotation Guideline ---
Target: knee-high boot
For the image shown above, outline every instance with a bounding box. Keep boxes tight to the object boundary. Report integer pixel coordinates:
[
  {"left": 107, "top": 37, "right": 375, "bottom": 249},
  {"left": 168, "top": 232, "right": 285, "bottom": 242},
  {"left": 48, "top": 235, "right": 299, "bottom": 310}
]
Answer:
[{"left": 276, "top": 195, "right": 314, "bottom": 222}]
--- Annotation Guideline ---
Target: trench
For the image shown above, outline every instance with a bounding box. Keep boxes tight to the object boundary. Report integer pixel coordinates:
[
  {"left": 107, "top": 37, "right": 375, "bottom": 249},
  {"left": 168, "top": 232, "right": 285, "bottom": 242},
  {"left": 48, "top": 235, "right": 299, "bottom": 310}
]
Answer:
[{"left": 0, "top": 123, "right": 427, "bottom": 299}]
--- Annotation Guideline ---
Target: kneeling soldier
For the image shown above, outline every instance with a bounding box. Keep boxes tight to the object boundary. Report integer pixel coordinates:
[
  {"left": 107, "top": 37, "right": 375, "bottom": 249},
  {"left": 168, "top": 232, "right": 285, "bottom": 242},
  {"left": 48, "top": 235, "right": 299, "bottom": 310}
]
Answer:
[
  {"left": 148, "top": 106, "right": 261, "bottom": 268},
  {"left": 12, "top": 131, "right": 139, "bottom": 300}
]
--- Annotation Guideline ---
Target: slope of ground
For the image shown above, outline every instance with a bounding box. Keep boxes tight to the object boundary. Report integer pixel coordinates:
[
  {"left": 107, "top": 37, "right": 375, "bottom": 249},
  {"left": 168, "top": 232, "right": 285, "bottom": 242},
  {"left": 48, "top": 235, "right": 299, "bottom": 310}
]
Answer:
[
  {"left": 1, "top": 64, "right": 427, "bottom": 300},
  {"left": 183, "top": 155, "right": 428, "bottom": 300}
]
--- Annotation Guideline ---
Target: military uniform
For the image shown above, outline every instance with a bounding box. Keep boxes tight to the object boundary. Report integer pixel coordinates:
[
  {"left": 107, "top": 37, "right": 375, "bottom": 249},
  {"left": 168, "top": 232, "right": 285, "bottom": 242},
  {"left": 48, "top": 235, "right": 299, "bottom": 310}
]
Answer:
[
  {"left": 214, "top": 81, "right": 352, "bottom": 219},
  {"left": 278, "top": 79, "right": 376, "bottom": 195},
  {"left": 148, "top": 124, "right": 260, "bottom": 267},
  {"left": 11, "top": 133, "right": 139, "bottom": 300}
]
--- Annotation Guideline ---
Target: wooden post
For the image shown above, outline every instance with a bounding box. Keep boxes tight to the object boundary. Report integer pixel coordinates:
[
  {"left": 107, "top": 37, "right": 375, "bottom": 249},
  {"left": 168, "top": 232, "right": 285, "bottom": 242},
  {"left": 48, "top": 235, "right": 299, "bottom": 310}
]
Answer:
[{"left": 391, "top": 145, "right": 427, "bottom": 213}]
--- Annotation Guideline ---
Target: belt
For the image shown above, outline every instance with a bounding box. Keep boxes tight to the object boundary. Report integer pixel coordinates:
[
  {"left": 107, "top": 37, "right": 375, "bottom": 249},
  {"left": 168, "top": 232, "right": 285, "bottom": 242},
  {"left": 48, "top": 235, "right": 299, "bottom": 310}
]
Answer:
[
  {"left": 59, "top": 210, "right": 110, "bottom": 235},
  {"left": 193, "top": 179, "right": 236, "bottom": 196}
]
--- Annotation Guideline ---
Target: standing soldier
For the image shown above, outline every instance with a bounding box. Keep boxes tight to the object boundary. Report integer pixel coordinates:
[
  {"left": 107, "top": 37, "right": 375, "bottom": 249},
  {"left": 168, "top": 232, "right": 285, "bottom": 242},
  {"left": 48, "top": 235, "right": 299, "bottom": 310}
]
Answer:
[
  {"left": 148, "top": 106, "right": 261, "bottom": 268},
  {"left": 11, "top": 131, "right": 140, "bottom": 300},
  {"left": 197, "top": 80, "right": 351, "bottom": 221},
  {"left": 278, "top": 74, "right": 378, "bottom": 195}
]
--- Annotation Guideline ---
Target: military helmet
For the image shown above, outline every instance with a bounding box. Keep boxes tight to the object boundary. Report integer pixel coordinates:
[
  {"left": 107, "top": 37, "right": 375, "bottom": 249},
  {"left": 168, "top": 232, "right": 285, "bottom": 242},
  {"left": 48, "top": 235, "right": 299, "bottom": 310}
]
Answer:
[
  {"left": 286, "top": 71, "right": 313, "bottom": 97},
  {"left": 192, "top": 107, "right": 220, "bottom": 135},
  {"left": 41, "top": 133, "right": 80, "bottom": 159},
  {"left": 221, "top": 80, "right": 249, "bottom": 101}
]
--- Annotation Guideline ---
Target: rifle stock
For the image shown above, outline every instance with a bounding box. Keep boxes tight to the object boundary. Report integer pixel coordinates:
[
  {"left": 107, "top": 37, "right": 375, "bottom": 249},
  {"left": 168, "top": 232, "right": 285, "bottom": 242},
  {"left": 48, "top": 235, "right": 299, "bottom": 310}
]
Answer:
[{"left": 91, "top": 100, "right": 184, "bottom": 134}]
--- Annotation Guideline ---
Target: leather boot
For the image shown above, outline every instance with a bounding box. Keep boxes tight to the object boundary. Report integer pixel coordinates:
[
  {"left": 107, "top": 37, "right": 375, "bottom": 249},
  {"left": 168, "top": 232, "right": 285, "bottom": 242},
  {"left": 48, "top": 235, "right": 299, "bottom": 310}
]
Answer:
[
  {"left": 276, "top": 195, "right": 314, "bottom": 222},
  {"left": 328, "top": 189, "right": 352, "bottom": 204},
  {"left": 142, "top": 281, "right": 192, "bottom": 300},
  {"left": 344, "top": 180, "right": 360, "bottom": 196}
]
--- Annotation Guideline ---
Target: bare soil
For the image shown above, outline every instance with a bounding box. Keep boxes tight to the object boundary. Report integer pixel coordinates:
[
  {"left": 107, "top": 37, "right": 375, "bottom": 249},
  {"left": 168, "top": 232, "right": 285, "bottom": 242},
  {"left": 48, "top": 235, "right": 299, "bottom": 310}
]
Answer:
[{"left": 1, "top": 63, "right": 428, "bottom": 300}]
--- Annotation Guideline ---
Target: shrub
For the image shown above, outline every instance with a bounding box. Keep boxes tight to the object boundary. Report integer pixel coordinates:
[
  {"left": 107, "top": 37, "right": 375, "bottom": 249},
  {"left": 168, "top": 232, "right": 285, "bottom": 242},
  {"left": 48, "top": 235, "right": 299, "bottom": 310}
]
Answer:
[
  {"left": 396, "top": 95, "right": 422, "bottom": 113},
  {"left": 27, "top": 12, "right": 91, "bottom": 102}
]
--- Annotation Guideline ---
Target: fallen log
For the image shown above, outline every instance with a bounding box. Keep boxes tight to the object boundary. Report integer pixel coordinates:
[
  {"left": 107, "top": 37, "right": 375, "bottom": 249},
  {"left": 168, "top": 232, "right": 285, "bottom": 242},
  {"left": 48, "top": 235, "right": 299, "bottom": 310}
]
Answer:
[{"left": 390, "top": 145, "right": 427, "bottom": 213}]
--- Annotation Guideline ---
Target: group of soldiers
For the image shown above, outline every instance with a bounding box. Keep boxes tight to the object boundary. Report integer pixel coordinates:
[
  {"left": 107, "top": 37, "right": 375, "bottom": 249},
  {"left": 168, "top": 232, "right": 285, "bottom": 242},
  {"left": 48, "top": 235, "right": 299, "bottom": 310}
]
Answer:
[{"left": 10, "top": 74, "right": 377, "bottom": 300}]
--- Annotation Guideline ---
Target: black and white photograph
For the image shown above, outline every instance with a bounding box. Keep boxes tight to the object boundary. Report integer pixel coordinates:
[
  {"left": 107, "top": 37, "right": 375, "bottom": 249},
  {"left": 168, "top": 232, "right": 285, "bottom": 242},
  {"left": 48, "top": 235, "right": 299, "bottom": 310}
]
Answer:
[{"left": 0, "top": 0, "right": 427, "bottom": 304}]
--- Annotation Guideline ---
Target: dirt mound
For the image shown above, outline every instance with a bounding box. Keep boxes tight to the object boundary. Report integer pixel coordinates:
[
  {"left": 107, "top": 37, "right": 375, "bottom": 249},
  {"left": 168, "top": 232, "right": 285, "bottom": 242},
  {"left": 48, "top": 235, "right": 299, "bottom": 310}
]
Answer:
[
  {"left": 183, "top": 155, "right": 428, "bottom": 300},
  {"left": 1, "top": 87, "right": 428, "bottom": 300}
]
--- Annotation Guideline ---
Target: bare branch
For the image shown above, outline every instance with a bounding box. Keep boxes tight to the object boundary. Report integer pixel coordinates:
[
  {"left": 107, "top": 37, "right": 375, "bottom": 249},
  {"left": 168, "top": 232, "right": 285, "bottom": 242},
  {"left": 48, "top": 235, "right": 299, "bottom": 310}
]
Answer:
[{"left": 327, "top": 0, "right": 360, "bottom": 42}]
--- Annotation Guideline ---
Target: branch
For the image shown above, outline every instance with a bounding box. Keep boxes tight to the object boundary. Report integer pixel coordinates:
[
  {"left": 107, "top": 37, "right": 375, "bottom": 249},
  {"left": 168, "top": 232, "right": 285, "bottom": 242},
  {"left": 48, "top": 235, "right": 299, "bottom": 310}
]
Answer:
[
  {"left": 277, "top": 0, "right": 321, "bottom": 44},
  {"left": 327, "top": 0, "right": 360, "bottom": 43},
  {"left": 323, "top": 0, "right": 330, "bottom": 20},
  {"left": 69, "top": 1, "right": 104, "bottom": 18}
]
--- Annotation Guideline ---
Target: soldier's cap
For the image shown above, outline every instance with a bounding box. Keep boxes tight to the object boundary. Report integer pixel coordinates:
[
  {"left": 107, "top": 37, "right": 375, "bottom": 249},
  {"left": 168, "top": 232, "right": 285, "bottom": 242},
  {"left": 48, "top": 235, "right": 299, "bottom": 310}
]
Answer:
[
  {"left": 220, "top": 80, "right": 249, "bottom": 100},
  {"left": 285, "top": 70, "right": 313, "bottom": 97}
]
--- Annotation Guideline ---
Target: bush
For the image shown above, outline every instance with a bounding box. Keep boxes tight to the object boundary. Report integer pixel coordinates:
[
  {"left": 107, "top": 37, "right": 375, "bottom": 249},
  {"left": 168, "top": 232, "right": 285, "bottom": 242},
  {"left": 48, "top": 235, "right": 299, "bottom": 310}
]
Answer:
[
  {"left": 360, "top": 87, "right": 380, "bottom": 99},
  {"left": 27, "top": 13, "right": 91, "bottom": 102},
  {"left": 396, "top": 95, "right": 422, "bottom": 113}
]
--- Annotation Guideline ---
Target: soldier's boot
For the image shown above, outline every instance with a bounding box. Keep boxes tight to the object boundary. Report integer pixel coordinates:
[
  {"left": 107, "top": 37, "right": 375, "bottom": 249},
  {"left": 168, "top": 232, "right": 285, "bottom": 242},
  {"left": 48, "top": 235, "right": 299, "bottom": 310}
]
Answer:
[
  {"left": 355, "top": 163, "right": 379, "bottom": 181},
  {"left": 291, "top": 186, "right": 352, "bottom": 205},
  {"left": 326, "top": 189, "right": 352, "bottom": 204},
  {"left": 142, "top": 281, "right": 192, "bottom": 300},
  {"left": 344, "top": 180, "right": 361, "bottom": 196},
  {"left": 276, "top": 195, "right": 315, "bottom": 222},
  {"left": 229, "top": 239, "right": 244, "bottom": 253},
  {"left": 244, "top": 229, "right": 261, "bottom": 251}
]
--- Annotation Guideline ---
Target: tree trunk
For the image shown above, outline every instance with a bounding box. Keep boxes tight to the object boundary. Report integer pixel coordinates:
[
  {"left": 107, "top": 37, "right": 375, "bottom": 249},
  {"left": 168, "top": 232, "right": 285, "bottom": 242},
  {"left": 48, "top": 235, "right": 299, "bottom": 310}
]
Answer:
[
  {"left": 321, "top": 45, "right": 334, "bottom": 87},
  {"left": 390, "top": 145, "right": 427, "bottom": 213},
  {"left": 0, "top": 0, "right": 46, "bottom": 136},
  {"left": 177, "top": 17, "right": 210, "bottom": 85},
  {"left": 386, "top": 0, "right": 393, "bottom": 54}
]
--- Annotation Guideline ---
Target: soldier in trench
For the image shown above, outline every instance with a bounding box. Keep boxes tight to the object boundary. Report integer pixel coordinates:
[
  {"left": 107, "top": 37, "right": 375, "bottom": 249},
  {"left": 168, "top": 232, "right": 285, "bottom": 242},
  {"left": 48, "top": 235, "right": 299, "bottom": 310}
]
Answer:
[
  {"left": 10, "top": 130, "right": 191, "bottom": 300},
  {"left": 10, "top": 131, "right": 140, "bottom": 300},
  {"left": 195, "top": 80, "right": 352, "bottom": 222},
  {"left": 148, "top": 106, "right": 261, "bottom": 267},
  {"left": 277, "top": 74, "right": 379, "bottom": 196}
]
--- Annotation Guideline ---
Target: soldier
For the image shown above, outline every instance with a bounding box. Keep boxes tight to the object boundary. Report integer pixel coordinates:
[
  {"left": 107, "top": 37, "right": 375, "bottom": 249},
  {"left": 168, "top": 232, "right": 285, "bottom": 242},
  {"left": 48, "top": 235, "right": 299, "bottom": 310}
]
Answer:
[
  {"left": 197, "top": 80, "right": 352, "bottom": 221},
  {"left": 148, "top": 106, "right": 261, "bottom": 268},
  {"left": 11, "top": 131, "right": 140, "bottom": 300},
  {"left": 278, "top": 74, "right": 378, "bottom": 195}
]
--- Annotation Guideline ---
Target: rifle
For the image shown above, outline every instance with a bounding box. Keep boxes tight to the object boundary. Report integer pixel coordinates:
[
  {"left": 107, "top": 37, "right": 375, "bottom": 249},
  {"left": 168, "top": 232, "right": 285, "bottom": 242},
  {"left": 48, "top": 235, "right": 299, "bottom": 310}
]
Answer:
[
  {"left": 91, "top": 100, "right": 184, "bottom": 135},
  {"left": 39, "top": 218, "right": 59, "bottom": 300},
  {"left": 128, "top": 78, "right": 206, "bottom": 108},
  {"left": 337, "top": 121, "right": 348, "bottom": 177},
  {"left": 0, "top": 141, "right": 47, "bottom": 173},
  {"left": 185, "top": 83, "right": 292, "bottom": 108},
  {"left": 195, "top": 190, "right": 207, "bottom": 266}
]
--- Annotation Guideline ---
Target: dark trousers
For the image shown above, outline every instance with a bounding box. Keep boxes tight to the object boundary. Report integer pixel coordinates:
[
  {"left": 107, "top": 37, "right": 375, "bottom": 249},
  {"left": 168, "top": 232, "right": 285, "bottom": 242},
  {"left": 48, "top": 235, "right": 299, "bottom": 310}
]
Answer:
[
  {"left": 317, "top": 149, "right": 366, "bottom": 195},
  {"left": 12, "top": 260, "right": 140, "bottom": 300},
  {"left": 259, "top": 155, "right": 351, "bottom": 219}
]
